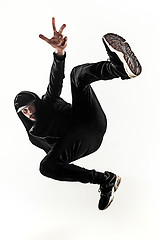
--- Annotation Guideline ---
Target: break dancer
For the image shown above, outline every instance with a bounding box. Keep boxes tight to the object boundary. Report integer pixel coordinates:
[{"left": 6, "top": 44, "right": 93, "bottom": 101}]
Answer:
[{"left": 14, "top": 17, "right": 142, "bottom": 210}]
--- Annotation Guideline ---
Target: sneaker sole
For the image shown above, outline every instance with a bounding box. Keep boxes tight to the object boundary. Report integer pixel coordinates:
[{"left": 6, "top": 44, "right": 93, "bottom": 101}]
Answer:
[
  {"left": 103, "top": 175, "right": 121, "bottom": 210},
  {"left": 103, "top": 33, "right": 142, "bottom": 78}
]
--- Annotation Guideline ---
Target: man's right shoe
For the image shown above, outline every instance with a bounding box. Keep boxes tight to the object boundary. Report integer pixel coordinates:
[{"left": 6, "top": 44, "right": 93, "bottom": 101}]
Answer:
[
  {"left": 98, "top": 171, "right": 121, "bottom": 210},
  {"left": 102, "top": 33, "right": 142, "bottom": 79}
]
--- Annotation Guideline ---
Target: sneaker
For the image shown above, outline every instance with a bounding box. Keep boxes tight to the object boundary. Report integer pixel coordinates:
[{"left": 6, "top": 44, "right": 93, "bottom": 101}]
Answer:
[
  {"left": 98, "top": 171, "right": 121, "bottom": 210},
  {"left": 102, "top": 33, "right": 142, "bottom": 78}
]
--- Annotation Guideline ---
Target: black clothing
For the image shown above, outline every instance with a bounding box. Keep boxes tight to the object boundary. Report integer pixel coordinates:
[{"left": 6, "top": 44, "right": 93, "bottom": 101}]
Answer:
[
  {"left": 15, "top": 53, "right": 72, "bottom": 153},
  {"left": 14, "top": 52, "right": 125, "bottom": 184}
]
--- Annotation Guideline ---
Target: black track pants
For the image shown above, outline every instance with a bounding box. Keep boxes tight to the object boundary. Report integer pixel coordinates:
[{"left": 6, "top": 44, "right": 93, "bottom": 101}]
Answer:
[{"left": 40, "top": 61, "right": 121, "bottom": 184}]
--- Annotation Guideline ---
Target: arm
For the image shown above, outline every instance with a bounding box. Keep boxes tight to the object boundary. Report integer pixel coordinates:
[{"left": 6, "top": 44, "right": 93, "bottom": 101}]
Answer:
[
  {"left": 44, "top": 52, "right": 66, "bottom": 102},
  {"left": 39, "top": 17, "right": 68, "bottom": 102}
]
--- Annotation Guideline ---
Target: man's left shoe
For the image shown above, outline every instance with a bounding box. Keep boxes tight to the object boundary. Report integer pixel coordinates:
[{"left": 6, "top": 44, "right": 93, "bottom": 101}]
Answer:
[
  {"left": 98, "top": 171, "right": 121, "bottom": 210},
  {"left": 102, "top": 33, "right": 142, "bottom": 79}
]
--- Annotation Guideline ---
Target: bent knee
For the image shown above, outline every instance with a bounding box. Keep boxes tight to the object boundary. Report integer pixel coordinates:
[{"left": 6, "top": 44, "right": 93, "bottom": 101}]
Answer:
[
  {"left": 39, "top": 160, "right": 67, "bottom": 180},
  {"left": 39, "top": 161, "right": 50, "bottom": 177},
  {"left": 70, "top": 65, "right": 84, "bottom": 87},
  {"left": 39, "top": 161, "right": 57, "bottom": 178},
  {"left": 91, "top": 115, "right": 107, "bottom": 137}
]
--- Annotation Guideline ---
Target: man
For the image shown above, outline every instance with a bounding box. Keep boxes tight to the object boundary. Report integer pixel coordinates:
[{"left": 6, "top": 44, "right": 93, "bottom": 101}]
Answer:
[{"left": 14, "top": 17, "right": 142, "bottom": 210}]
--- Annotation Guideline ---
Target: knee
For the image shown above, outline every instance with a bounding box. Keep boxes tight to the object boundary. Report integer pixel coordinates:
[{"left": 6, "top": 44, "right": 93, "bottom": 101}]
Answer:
[
  {"left": 39, "top": 160, "right": 57, "bottom": 178},
  {"left": 70, "top": 65, "right": 83, "bottom": 87},
  {"left": 99, "top": 115, "right": 107, "bottom": 135},
  {"left": 39, "top": 161, "right": 49, "bottom": 177},
  {"left": 39, "top": 159, "right": 67, "bottom": 180},
  {"left": 93, "top": 114, "right": 107, "bottom": 136}
]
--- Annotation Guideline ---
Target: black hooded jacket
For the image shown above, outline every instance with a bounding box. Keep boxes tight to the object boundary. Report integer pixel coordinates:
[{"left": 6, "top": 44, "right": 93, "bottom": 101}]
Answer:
[{"left": 14, "top": 53, "right": 72, "bottom": 153}]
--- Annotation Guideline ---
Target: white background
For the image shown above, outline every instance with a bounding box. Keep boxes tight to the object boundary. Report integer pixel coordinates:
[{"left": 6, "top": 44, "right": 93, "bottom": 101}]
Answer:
[{"left": 0, "top": 0, "right": 160, "bottom": 239}]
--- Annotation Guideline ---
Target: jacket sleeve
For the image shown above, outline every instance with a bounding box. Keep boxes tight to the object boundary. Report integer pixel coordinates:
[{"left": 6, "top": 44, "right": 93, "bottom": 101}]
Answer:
[{"left": 42, "top": 52, "right": 66, "bottom": 103}]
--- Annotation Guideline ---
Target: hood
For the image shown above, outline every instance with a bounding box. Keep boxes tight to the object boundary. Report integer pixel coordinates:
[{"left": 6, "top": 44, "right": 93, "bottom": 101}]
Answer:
[
  {"left": 14, "top": 90, "right": 72, "bottom": 139},
  {"left": 14, "top": 91, "right": 42, "bottom": 132}
]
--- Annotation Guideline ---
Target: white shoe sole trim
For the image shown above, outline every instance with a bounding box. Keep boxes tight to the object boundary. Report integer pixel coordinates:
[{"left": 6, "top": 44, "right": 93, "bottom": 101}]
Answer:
[{"left": 114, "top": 176, "right": 121, "bottom": 191}]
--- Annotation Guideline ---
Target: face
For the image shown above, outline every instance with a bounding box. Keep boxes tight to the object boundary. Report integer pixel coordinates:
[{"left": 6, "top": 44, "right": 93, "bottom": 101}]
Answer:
[{"left": 22, "top": 102, "right": 36, "bottom": 121}]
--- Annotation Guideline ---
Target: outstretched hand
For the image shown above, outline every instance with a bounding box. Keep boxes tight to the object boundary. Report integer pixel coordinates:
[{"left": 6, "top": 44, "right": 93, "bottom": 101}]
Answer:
[{"left": 39, "top": 17, "right": 67, "bottom": 55}]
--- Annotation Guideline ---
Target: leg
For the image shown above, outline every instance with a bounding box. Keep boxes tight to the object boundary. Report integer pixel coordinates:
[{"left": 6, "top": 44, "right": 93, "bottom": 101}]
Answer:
[
  {"left": 40, "top": 122, "right": 106, "bottom": 184},
  {"left": 40, "top": 60, "right": 116, "bottom": 184},
  {"left": 70, "top": 60, "right": 122, "bottom": 125},
  {"left": 40, "top": 58, "right": 123, "bottom": 183}
]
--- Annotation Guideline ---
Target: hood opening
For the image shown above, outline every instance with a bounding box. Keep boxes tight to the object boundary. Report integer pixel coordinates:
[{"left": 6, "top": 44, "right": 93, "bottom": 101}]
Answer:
[{"left": 14, "top": 91, "right": 42, "bottom": 132}]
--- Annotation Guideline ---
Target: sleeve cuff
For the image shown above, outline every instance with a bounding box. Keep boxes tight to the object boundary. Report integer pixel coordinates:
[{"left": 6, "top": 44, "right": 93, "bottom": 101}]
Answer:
[{"left": 53, "top": 52, "right": 66, "bottom": 61}]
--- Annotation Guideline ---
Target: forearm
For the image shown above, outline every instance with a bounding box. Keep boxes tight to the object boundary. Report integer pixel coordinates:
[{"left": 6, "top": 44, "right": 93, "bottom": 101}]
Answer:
[
  {"left": 42, "top": 52, "right": 66, "bottom": 102},
  {"left": 50, "top": 51, "right": 66, "bottom": 91}
]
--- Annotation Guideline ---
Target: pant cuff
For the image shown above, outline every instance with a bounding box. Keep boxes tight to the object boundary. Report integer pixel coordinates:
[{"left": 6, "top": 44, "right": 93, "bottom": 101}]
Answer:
[{"left": 91, "top": 170, "right": 106, "bottom": 184}]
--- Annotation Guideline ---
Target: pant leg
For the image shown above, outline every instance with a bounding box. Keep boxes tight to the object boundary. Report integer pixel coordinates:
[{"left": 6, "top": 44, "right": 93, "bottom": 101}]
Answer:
[
  {"left": 40, "top": 61, "right": 119, "bottom": 184},
  {"left": 70, "top": 60, "right": 120, "bottom": 139},
  {"left": 40, "top": 121, "right": 105, "bottom": 184},
  {"left": 71, "top": 60, "right": 120, "bottom": 89}
]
